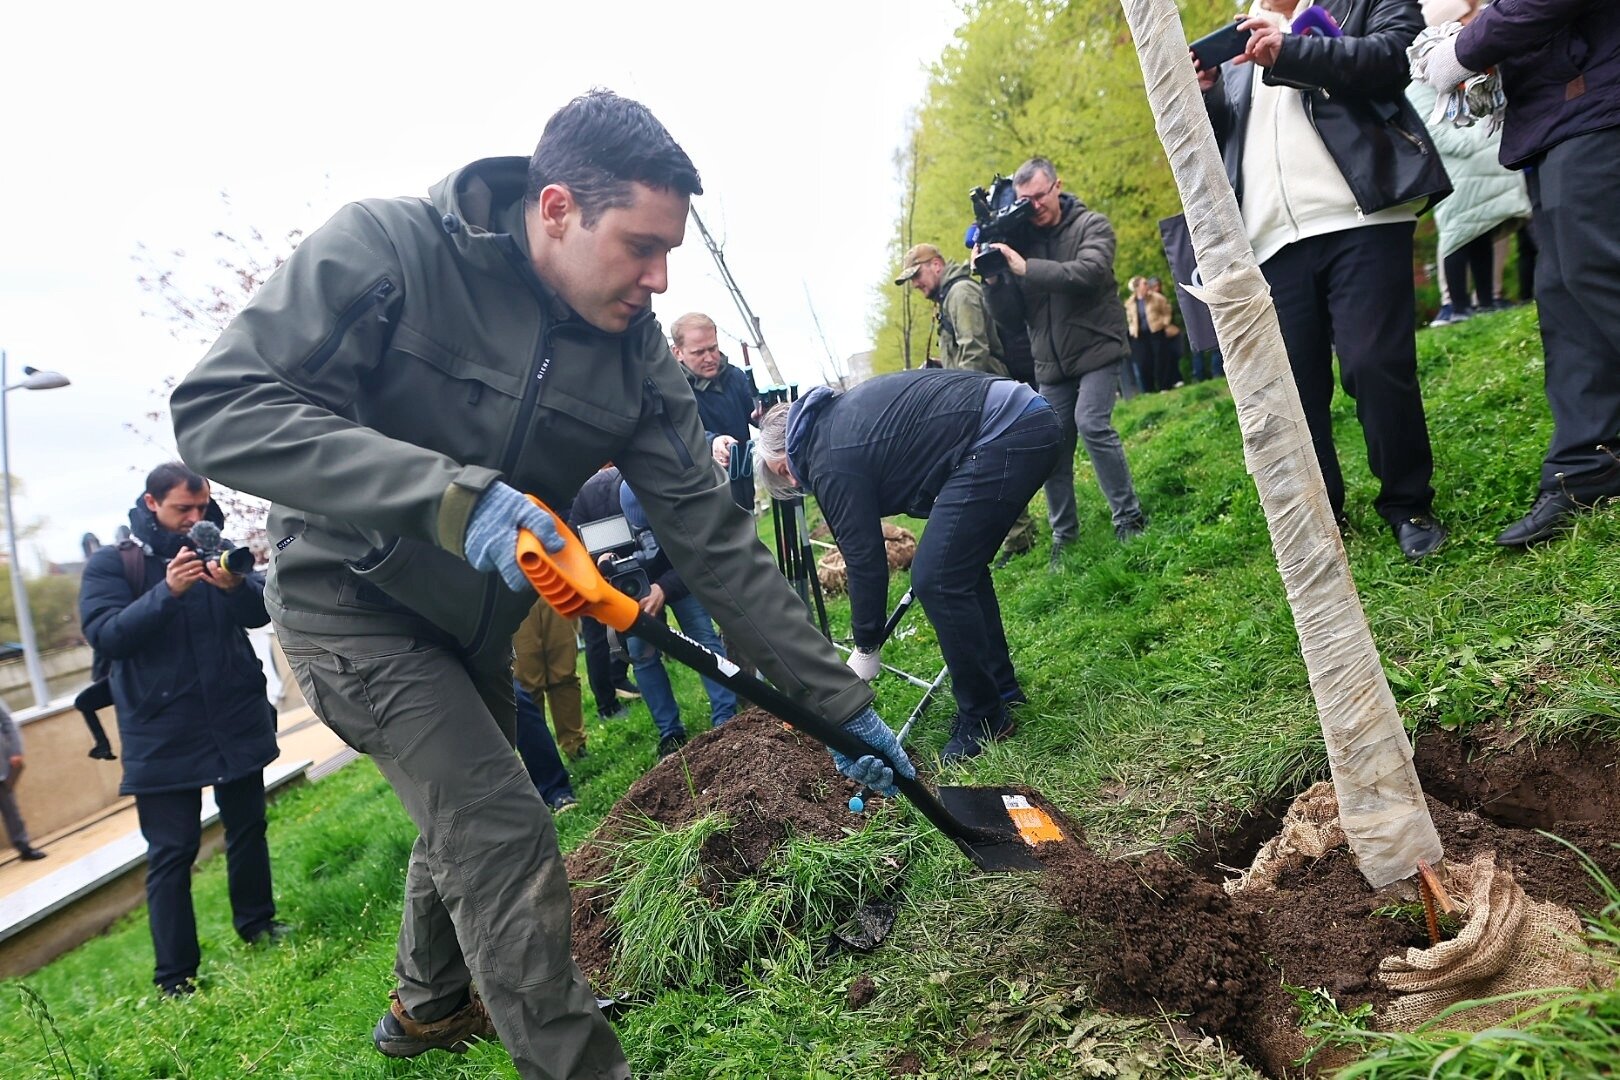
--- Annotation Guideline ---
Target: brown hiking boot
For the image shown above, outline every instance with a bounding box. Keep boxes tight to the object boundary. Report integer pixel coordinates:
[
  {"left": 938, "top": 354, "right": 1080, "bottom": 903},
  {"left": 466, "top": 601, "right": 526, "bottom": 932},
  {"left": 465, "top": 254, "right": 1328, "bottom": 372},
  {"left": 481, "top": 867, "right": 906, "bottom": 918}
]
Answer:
[{"left": 372, "top": 988, "right": 497, "bottom": 1058}]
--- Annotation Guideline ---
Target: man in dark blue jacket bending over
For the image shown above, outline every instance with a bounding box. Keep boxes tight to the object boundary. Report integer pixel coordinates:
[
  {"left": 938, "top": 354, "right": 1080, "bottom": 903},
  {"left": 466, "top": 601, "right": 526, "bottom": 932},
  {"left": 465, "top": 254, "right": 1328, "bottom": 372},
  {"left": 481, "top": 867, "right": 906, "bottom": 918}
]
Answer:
[
  {"left": 754, "top": 370, "right": 1061, "bottom": 762},
  {"left": 77, "top": 462, "right": 283, "bottom": 996}
]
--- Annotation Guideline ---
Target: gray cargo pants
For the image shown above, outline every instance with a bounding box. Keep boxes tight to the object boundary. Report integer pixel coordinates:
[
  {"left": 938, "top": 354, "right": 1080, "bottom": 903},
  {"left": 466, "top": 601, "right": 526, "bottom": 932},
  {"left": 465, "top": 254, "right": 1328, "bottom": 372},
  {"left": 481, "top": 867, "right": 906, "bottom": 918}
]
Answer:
[
  {"left": 277, "top": 625, "right": 628, "bottom": 1080},
  {"left": 1039, "top": 363, "right": 1145, "bottom": 541}
]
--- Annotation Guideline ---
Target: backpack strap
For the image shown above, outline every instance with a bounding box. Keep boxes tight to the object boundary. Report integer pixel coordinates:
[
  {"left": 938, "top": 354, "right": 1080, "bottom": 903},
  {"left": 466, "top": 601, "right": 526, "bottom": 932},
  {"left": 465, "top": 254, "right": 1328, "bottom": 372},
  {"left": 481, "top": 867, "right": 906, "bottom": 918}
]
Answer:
[{"left": 118, "top": 541, "right": 146, "bottom": 596}]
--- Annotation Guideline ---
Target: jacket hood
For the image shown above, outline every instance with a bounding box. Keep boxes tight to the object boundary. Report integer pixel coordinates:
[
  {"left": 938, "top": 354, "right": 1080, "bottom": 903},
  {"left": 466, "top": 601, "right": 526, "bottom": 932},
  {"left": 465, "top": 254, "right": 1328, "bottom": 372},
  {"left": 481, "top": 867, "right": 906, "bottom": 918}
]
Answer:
[
  {"left": 128, "top": 491, "right": 225, "bottom": 558},
  {"left": 785, "top": 385, "right": 839, "bottom": 490},
  {"left": 426, "top": 157, "right": 657, "bottom": 338},
  {"left": 1052, "top": 192, "right": 1088, "bottom": 230},
  {"left": 937, "top": 260, "right": 974, "bottom": 295}
]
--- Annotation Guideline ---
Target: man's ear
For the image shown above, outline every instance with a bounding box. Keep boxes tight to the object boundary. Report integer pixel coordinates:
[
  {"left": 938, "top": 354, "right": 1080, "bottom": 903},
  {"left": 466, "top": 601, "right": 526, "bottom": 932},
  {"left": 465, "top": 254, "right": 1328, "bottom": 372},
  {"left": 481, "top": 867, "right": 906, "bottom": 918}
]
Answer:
[
  {"left": 143, "top": 493, "right": 159, "bottom": 513},
  {"left": 536, "top": 184, "right": 575, "bottom": 239}
]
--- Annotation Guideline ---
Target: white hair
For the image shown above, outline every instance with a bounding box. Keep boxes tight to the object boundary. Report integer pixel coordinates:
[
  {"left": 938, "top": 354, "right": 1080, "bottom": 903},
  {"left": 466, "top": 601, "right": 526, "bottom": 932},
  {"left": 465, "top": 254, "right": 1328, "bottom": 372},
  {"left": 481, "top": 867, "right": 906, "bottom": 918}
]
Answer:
[{"left": 753, "top": 403, "right": 801, "bottom": 500}]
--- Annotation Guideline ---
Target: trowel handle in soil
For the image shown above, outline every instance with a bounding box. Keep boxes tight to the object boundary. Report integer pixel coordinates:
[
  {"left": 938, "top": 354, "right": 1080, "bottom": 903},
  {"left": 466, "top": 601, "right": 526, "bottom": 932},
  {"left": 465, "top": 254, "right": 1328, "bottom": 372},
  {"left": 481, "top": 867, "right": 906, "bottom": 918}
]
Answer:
[{"left": 514, "top": 502, "right": 994, "bottom": 860}]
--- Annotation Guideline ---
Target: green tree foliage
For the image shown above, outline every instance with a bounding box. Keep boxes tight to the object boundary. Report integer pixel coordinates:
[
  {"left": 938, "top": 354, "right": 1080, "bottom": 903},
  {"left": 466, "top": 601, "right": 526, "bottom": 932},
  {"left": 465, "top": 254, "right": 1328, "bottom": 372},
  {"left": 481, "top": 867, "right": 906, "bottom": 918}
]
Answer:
[
  {"left": 0, "top": 569, "right": 83, "bottom": 650},
  {"left": 872, "top": 0, "right": 1234, "bottom": 373}
]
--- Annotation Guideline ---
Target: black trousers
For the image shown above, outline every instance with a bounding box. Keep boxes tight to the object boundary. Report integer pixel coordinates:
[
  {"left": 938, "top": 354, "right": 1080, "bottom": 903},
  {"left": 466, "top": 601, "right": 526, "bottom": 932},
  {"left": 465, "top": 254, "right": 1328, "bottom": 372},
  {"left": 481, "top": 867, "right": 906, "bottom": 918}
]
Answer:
[
  {"left": 579, "top": 616, "right": 628, "bottom": 716},
  {"left": 912, "top": 405, "right": 1062, "bottom": 720},
  {"left": 1527, "top": 125, "right": 1620, "bottom": 491},
  {"left": 75, "top": 678, "right": 115, "bottom": 747},
  {"left": 1129, "top": 334, "right": 1158, "bottom": 392},
  {"left": 1443, "top": 233, "right": 1495, "bottom": 313},
  {"left": 1261, "top": 222, "right": 1436, "bottom": 524},
  {"left": 135, "top": 771, "right": 276, "bottom": 989}
]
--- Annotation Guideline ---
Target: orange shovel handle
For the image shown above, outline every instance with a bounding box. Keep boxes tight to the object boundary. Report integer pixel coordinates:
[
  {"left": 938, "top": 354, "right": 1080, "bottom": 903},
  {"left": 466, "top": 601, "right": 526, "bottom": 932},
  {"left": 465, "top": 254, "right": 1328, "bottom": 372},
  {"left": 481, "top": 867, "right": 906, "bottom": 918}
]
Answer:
[{"left": 515, "top": 495, "right": 642, "bottom": 633}]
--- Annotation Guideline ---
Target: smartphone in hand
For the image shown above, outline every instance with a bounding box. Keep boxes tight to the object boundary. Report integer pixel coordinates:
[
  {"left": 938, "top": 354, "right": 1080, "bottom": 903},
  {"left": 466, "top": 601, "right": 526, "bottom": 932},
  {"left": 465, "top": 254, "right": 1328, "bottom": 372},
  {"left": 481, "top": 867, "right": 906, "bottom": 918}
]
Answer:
[{"left": 1190, "top": 18, "right": 1251, "bottom": 71}]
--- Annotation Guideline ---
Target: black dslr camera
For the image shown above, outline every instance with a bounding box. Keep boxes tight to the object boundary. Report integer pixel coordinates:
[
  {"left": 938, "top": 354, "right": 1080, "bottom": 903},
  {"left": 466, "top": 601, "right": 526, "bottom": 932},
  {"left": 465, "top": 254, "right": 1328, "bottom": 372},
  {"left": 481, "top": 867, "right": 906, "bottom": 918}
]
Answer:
[
  {"left": 576, "top": 515, "right": 650, "bottom": 600},
  {"left": 968, "top": 175, "right": 1036, "bottom": 277},
  {"left": 182, "top": 521, "right": 255, "bottom": 575}
]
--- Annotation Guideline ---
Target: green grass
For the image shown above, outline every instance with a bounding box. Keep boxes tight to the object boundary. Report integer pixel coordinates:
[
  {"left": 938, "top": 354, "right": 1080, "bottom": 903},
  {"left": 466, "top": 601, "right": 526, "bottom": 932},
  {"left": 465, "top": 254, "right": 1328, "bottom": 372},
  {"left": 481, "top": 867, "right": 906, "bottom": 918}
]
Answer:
[{"left": 5, "top": 304, "right": 1620, "bottom": 1078}]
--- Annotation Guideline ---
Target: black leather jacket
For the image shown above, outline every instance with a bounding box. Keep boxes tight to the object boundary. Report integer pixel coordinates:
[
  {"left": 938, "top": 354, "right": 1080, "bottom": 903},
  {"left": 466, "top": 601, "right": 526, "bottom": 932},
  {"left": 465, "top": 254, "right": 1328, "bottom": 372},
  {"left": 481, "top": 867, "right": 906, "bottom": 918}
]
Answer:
[{"left": 1203, "top": 0, "right": 1451, "bottom": 216}]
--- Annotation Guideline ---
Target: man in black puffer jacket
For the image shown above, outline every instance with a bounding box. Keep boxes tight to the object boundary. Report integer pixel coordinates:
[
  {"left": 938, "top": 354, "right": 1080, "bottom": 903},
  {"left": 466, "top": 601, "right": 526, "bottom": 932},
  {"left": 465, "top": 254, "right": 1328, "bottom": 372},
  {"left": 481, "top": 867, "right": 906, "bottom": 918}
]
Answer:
[
  {"left": 1197, "top": 0, "right": 1454, "bottom": 560},
  {"left": 77, "top": 462, "right": 282, "bottom": 996}
]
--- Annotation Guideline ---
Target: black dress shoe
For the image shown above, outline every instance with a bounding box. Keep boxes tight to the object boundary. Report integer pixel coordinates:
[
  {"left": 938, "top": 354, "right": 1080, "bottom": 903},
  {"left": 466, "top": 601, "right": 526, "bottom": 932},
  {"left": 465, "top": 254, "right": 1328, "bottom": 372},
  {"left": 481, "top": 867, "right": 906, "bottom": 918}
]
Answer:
[
  {"left": 16, "top": 845, "right": 47, "bottom": 861},
  {"left": 1495, "top": 489, "right": 1577, "bottom": 547},
  {"left": 1393, "top": 515, "right": 1448, "bottom": 561}
]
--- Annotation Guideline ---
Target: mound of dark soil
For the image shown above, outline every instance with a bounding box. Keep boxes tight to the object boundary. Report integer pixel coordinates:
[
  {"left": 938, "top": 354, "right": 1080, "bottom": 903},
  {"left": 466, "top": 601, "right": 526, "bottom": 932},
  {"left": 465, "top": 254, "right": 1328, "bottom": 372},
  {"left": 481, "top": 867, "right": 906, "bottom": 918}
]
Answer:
[{"left": 568, "top": 708, "right": 864, "bottom": 983}]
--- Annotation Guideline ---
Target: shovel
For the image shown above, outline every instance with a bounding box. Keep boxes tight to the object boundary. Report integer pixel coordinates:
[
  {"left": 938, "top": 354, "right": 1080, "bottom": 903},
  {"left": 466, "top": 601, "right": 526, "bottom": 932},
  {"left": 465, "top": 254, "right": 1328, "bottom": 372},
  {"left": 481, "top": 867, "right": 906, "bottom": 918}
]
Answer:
[{"left": 516, "top": 497, "right": 1063, "bottom": 872}]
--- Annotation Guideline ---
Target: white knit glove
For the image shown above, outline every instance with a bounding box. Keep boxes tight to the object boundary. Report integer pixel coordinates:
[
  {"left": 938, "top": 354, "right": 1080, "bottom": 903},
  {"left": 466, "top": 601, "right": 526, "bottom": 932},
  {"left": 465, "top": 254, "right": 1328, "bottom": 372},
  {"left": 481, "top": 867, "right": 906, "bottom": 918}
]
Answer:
[
  {"left": 846, "top": 646, "right": 881, "bottom": 682},
  {"left": 1420, "top": 32, "right": 1475, "bottom": 93}
]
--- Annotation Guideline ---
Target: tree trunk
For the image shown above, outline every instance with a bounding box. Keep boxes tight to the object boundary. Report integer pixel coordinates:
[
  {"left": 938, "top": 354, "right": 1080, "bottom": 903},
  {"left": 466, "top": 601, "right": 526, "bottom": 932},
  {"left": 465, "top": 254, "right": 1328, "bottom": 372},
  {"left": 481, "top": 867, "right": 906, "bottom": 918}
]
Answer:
[{"left": 1120, "top": 0, "right": 1441, "bottom": 888}]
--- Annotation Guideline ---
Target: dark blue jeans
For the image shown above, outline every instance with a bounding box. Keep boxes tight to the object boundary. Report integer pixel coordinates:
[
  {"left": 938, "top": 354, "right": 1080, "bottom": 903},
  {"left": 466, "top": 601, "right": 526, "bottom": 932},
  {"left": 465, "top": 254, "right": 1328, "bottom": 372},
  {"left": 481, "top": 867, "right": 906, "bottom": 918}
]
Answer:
[
  {"left": 626, "top": 594, "right": 738, "bottom": 739},
  {"left": 135, "top": 770, "right": 276, "bottom": 990},
  {"left": 513, "top": 682, "right": 573, "bottom": 806},
  {"left": 914, "top": 404, "right": 1064, "bottom": 720}
]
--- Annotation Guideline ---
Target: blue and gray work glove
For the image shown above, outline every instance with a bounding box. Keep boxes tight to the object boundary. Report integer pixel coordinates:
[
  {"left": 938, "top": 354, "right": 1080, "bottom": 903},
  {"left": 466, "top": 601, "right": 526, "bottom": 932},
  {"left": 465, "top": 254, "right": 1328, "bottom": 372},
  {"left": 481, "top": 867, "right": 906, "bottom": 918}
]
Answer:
[
  {"left": 831, "top": 706, "right": 916, "bottom": 798},
  {"left": 463, "top": 482, "right": 566, "bottom": 591}
]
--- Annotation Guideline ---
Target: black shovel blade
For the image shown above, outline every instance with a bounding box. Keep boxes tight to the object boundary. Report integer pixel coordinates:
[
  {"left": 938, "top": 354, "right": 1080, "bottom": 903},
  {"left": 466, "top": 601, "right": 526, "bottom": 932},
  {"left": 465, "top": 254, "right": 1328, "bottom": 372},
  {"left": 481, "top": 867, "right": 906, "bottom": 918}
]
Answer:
[{"left": 936, "top": 787, "right": 1067, "bottom": 872}]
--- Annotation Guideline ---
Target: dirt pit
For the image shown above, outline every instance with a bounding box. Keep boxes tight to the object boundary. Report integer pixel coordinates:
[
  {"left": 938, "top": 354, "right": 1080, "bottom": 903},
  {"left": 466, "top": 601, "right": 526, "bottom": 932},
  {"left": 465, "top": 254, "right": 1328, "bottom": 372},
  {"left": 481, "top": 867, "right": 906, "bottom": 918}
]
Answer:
[
  {"left": 570, "top": 719, "right": 1620, "bottom": 1077},
  {"left": 567, "top": 707, "right": 868, "bottom": 983}
]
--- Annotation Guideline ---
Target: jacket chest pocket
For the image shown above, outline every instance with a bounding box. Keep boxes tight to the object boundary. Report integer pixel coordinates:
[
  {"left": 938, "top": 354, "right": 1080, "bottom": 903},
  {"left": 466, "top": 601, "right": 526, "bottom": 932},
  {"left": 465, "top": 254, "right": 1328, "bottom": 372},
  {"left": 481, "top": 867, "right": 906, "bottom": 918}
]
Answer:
[
  {"left": 517, "top": 385, "right": 643, "bottom": 498},
  {"left": 367, "top": 323, "right": 528, "bottom": 468}
]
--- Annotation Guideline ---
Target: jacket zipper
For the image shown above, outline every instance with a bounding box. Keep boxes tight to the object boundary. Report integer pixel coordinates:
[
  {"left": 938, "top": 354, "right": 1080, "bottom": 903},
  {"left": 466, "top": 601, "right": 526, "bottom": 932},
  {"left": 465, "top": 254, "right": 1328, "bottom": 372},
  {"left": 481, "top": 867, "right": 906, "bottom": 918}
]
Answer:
[
  {"left": 302, "top": 278, "right": 395, "bottom": 374},
  {"left": 645, "top": 377, "right": 695, "bottom": 468}
]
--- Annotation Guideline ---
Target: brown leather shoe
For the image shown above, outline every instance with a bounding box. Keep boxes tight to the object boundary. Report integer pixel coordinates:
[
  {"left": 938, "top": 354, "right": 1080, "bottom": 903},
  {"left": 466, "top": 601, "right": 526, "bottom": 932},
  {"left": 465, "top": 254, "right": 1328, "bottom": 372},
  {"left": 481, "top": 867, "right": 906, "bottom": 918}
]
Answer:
[{"left": 372, "top": 988, "right": 497, "bottom": 1057}]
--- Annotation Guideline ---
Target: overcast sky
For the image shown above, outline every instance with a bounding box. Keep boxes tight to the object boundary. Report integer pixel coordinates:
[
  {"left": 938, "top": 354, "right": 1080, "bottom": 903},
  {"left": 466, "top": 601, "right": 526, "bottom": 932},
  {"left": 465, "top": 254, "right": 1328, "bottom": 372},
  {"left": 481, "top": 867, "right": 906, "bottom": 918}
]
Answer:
[{"left": 0, "top": 0, "right": 963, "bottom": 570}]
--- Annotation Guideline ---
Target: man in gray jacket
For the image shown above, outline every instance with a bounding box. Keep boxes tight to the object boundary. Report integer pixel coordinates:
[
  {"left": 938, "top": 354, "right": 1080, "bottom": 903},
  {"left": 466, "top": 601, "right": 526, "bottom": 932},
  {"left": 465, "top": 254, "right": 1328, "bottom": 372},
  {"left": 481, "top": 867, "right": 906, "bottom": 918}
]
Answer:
[
  {"left": 982, "top": 157, "right": 1147, "bottom": 570},
  {"left": 0, "top": 702, "right": 46, "bottom": 861},
  {"left": 171, "top": 91, "right": 912, "bottom": 1079}
]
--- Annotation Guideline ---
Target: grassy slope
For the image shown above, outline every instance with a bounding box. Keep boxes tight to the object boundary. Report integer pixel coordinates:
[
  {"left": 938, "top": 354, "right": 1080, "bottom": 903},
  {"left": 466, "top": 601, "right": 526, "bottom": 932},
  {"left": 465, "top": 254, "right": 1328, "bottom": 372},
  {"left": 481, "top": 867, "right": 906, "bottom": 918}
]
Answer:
[{"left": 6, "top": 305, "right": 1619, "bottom": 1078}]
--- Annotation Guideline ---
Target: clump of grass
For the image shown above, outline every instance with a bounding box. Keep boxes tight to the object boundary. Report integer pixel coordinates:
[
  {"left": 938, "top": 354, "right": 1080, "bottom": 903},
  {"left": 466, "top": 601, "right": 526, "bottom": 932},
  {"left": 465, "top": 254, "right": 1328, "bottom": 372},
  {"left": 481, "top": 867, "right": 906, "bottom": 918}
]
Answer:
[
  {"left": 1371, "top": 901, "right": 1462, "bottom": 940},
  {"left": 601, "top": 807, "right": 923, "bottom": 990}
]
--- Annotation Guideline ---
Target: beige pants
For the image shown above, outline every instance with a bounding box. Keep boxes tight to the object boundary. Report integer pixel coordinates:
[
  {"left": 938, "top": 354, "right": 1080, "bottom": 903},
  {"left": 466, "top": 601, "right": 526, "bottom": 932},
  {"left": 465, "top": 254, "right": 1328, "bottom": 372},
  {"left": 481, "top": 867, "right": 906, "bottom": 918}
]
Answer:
[{"left": 514, "top": 603, "right": 586, "bottom": 756}]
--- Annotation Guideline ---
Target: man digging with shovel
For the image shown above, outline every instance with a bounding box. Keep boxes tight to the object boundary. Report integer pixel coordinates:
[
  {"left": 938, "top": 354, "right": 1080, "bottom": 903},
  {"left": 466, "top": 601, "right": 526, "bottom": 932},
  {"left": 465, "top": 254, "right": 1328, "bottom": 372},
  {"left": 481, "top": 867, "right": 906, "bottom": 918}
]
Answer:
[{"left": 171, "top": 90, "right": 913, "bottom": 1080}]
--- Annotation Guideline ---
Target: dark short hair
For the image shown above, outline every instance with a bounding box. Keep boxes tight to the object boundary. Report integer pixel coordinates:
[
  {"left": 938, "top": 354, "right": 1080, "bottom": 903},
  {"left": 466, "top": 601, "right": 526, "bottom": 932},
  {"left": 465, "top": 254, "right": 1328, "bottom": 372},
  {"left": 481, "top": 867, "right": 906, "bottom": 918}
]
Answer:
[
  {"left": 526, "top": 89, "right": 703, "bottom": 227},
  {"left": 145, "top": 461, "right": 207, "bottom": 502}
]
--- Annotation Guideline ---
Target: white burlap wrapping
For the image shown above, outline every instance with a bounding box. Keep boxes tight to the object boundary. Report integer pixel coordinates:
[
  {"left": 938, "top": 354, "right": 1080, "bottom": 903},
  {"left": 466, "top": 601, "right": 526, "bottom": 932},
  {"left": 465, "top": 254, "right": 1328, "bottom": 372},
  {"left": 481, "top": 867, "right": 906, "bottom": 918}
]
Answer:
[
  {"left": 816, "top": 524, "right": 917, "bottom": 595},
  {"left": 1120, "top": 0, "right": 1440, "bottom": 887},
  {"left": 1223, "top": 781, "right": 1345, "bottom": 894}
]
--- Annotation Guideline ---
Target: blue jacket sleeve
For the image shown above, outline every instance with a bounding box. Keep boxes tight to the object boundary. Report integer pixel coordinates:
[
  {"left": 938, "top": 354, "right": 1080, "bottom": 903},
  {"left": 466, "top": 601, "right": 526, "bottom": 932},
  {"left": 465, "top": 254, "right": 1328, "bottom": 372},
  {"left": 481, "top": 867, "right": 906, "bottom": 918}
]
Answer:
[
  {"left": 811, "top": 470, "right": 891, "bottom": 649},
  {"left": 1456, "top": 0, "right": 1599, "bottom": 71},
  {"left": 221, "top": 572, "right": 270, "bottom": 629},
  {"left": 78, "top": 550, "right": 181, "bottom": 660}
]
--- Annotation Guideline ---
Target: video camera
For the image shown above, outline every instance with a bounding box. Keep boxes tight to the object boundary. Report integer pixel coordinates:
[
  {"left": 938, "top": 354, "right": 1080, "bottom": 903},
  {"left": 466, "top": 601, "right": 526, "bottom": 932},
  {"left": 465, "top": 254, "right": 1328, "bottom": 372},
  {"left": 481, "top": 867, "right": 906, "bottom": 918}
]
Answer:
[
  {"left": 967, "top": 175, "right": 1036, "bottom": 277},
  {"left": 576, "top": 514, "right": 651, "bottom": 601},
  {"left": 182, "top": 521, "right": 255, "bottom": 575}
]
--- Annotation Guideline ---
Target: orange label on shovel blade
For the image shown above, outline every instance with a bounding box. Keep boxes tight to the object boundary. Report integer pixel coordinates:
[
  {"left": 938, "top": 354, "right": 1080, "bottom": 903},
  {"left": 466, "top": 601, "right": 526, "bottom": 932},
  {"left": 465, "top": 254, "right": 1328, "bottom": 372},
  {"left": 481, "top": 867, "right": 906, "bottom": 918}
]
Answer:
[{"left": 1002, "top": 795, "right": 1064, "bottom": 845}]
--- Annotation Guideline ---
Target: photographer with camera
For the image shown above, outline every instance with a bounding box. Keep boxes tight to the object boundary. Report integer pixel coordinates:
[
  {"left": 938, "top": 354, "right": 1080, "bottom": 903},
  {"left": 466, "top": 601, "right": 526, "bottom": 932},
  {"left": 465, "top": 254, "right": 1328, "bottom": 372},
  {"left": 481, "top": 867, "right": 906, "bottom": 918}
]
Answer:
[
  {"left": 612, "top": 480, "right": 737, "bottom": 756},
  {"left": 671, "top": 312, "right": 759, "bottom": 512},
  {"left": 1194, "top": 0, "right": 1452, "bottom": 560},
  {"left": 76, "top": 462, "right": 285, "bottom": 997},
  {"left": 978, "top": 158, "right": 1149, "bottom": 570}
]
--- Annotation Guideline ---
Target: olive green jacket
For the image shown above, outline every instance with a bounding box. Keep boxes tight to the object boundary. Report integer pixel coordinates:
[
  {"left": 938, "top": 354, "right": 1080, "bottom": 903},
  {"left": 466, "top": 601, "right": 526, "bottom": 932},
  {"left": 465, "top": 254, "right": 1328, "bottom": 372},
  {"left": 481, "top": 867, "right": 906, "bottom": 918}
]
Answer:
[
  {"left": 934, "top": 262, "right": 1008, "bottom": 376},
  {"left": 172, "top": 157, "right": 871, "bottom": 723}
]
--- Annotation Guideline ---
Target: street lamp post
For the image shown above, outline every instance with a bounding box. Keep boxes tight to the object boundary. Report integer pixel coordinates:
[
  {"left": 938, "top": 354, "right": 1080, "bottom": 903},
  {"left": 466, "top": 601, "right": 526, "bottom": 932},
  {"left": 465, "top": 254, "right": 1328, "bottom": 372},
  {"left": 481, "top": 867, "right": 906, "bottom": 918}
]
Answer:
[{"left": 1, "top": 351, "right": 71, "bottom": 709}]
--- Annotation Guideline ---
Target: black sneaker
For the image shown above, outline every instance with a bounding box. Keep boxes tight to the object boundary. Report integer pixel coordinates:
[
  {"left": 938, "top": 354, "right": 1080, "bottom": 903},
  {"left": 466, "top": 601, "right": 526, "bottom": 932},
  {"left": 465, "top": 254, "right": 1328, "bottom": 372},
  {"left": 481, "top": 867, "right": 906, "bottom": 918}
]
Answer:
[
  {"left": 245, "top": 921, "right": 292, "bottom": 946},
  {"left": 373, "top": 989, "right": 497, "bottom": 1058},
  {"left": 16, "top": 845, "right": 47, "bottom": 861},
  {"left": 1114, "top": 516, "right": 1146, "bottom": 542},
  {"left": 160, "top": 978, "right": 197, "bottom": 999},
  {"left": 656, "top": 732, "right": 688, "bottom": 759},
  {"left": 547, "top": 793, "right": 579, "bottom": 815},
  {"left": 614, "top": 680, "right": 642, "bottom": 701},
  {"left": 88, "top": 743, "right": 117, "bottom": 760},
  {"left": 940, "top": 709, "right": 1015, "bottom": 763},
  {"left": 566, "top": 745, "right": 589, "bottom": 762},
  {"left": 1047, "top": 538, "right": 1072, "bottom": 574},
  {"left": 1001, "top": 688, "right": 1029, "bottom": 709}
]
